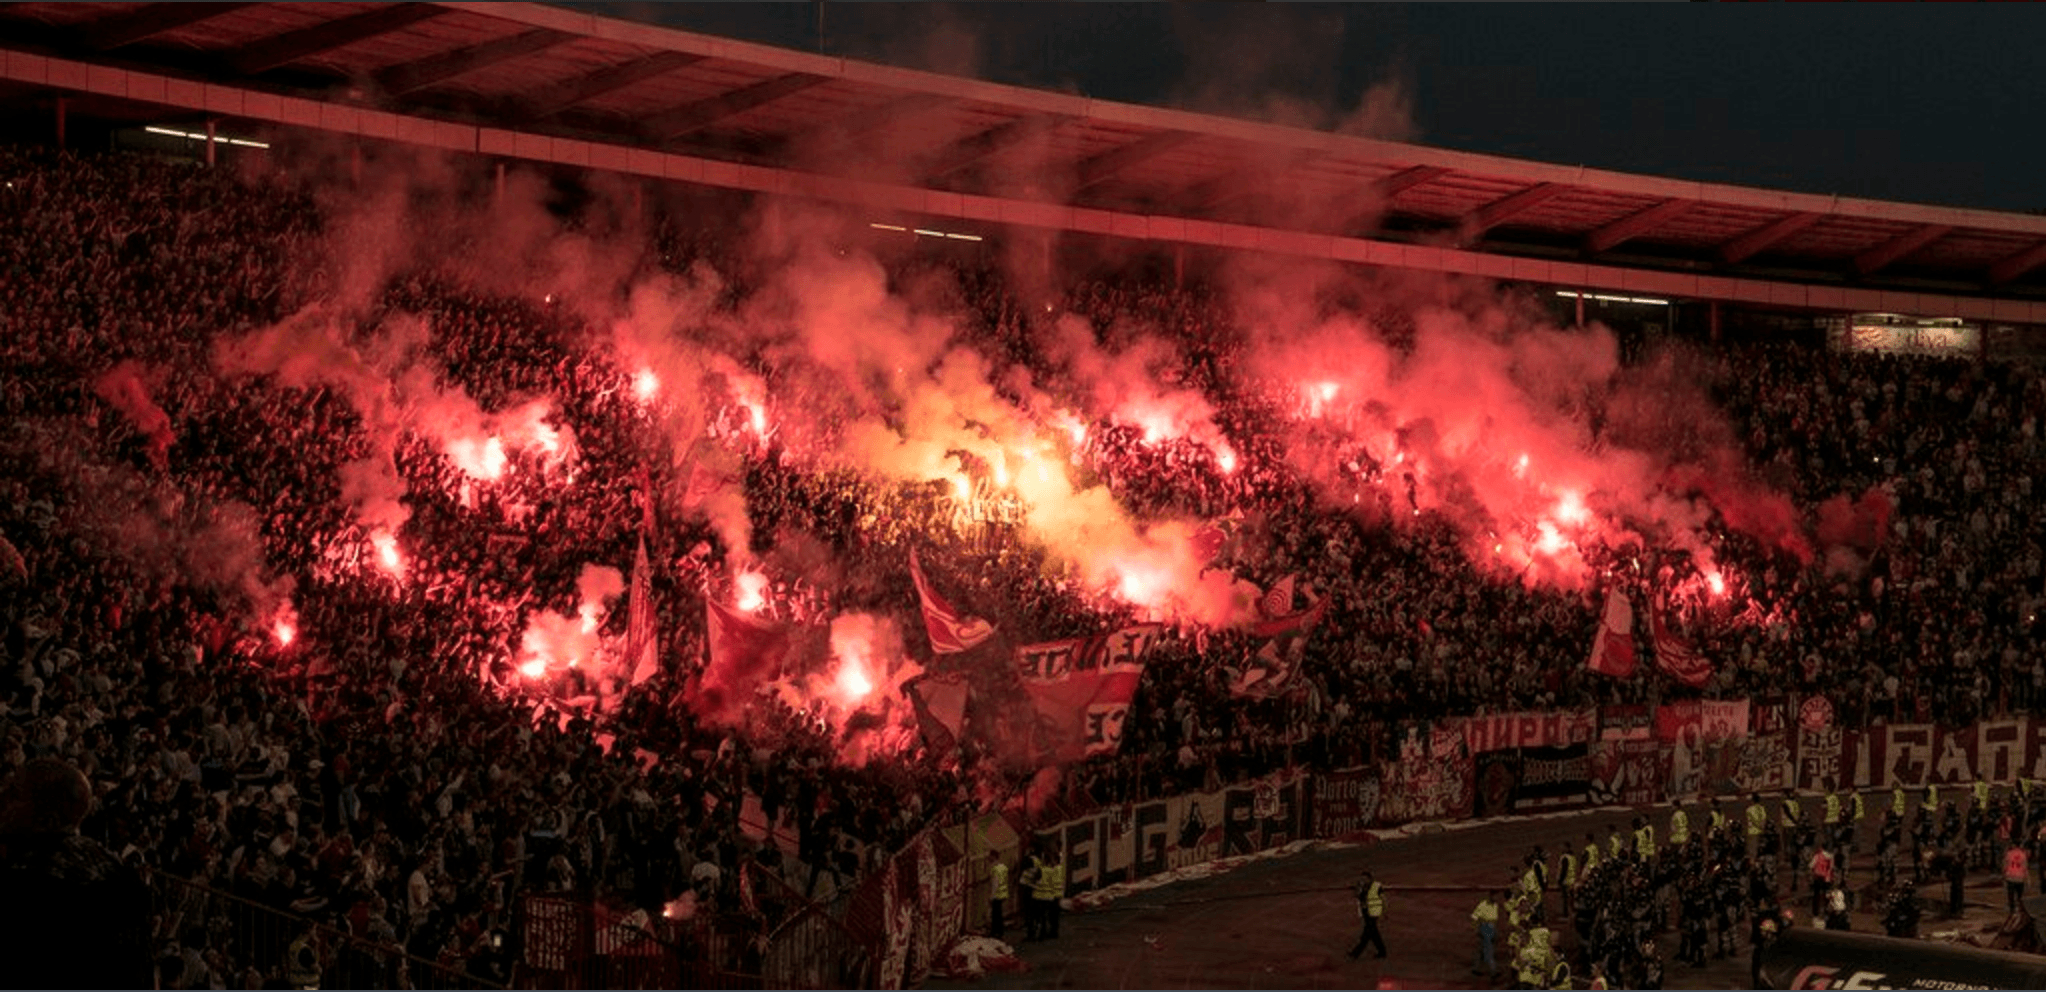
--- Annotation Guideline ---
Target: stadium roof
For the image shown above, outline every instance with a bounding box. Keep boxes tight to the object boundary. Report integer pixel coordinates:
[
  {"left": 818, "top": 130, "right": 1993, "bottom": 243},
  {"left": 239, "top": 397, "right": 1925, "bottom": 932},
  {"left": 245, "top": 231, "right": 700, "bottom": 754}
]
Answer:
[{"left": 6, "top": 1, "right": 2046, "bottom": 322}]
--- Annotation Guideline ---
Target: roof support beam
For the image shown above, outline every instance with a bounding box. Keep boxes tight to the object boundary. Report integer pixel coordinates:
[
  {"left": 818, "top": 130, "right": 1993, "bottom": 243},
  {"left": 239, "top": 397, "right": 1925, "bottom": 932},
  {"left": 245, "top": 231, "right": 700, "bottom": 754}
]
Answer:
[
  {"left": 1719, "top": 211, "right": 1823, "bottom": 265},
  {"left": 230, "top": 4, "right": 451, "bottom": 75},
  {"left": 377, "top": 28, "right": 576, "bottom": 96},
  {"left": 1073, "top": 130, "right": 1199, "bottom": 191},
  {"left": 1461, "top": 182, "right": 1569, "bottom": 241},
  {"left": 1332, "top": 164, "right": 1450, "bottom": 233},
  {"left": 921, "top": 114, "right": 1069, "bottom": 181},
  {"left": 1585, "top": 198, "right": 1693, "bottom": 254},
  {"left": 86, "top": 2, "right": 255, "bottom": 52},
  {"left": 1988, "top": 240, "right": 2046, "bottom": 285},
  {"left": 1853, "top": 223, "right": 1952, "bottom": 276},
  {"left": 642, "top": 72, "right": 829, "bottom": 142},
  {"left": 520, "top": 50, "right": 705, "bottom": 119}
]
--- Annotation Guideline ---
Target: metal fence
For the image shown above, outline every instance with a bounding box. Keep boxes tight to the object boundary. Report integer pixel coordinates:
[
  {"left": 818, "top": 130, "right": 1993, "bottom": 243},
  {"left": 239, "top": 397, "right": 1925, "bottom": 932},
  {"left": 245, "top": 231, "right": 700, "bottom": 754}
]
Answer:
[{"left": 150, "top": 872, "right": 501, "bottom": 990}]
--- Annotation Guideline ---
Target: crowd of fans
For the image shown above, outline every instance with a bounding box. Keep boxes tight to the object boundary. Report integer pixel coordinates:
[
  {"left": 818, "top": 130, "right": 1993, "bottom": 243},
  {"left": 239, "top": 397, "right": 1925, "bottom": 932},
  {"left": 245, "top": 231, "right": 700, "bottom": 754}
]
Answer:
[{"left": 3, "top": 141, "right": 2045, "bottom": 988}]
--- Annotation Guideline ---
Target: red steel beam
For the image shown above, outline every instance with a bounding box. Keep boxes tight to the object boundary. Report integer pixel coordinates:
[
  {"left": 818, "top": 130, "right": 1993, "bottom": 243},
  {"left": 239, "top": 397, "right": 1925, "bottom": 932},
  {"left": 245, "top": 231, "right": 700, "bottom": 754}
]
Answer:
[
  {"left": 1584, "top": 197, "right": 1693, "bottom": 254},
  {"left": 1853, "top": 223, "right": 1953, "bottom": 276},
  {"left": 1719, "top": 211, "right": 1822, "bottom": 265}
]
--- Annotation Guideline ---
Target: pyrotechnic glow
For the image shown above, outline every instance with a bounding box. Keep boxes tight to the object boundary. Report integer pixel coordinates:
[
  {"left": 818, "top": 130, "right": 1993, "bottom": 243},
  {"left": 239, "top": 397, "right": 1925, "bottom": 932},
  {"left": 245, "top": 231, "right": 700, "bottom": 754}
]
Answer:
[
  {"left": 1516, "top": 453, "right": 1530, "bottom": 475},
  {"left": 519, "top": 658, "right": 547, "bottom": 680},
  {"left": 835, "top": 657, "right": 874, "bottom": 703},
  {"left": 1217, "top": 445, "right": 1238, "bottom": 474},
  {"left": 1555, "top": 491, "right": 1589, "bottom": 526},
  {"left": 273, "top": 618, "right": 295, "bottom": 647},
  {"left": 370, "top": 530, "right": 402, "bottom": 576},
  {"left": 633, "top": 368, "right": 659, "bottom": 402},
  {"left": 1318, "top": 382, "right": 1339, "bottom": 403},
  {"left": 993, "top": 459, "right": 1009, "bottom": 486},
  {"left": 951, "top": 476, "right": 972, "bottom": 501},
  {"left": 735, "top": 569, "right": 769, "bottom": 613},
  {"left": 447, "top": 436, "right": 508, "bottom": 481},
  {"left": 745, "top": 402, "right": 767, "bottom": 436},
  {"left": 578, "top": 604, "right": 600, "bottom": 634},
  {"left": 532, "top": 423, "right": 562, "bottom": 456},
  {"left": 1535, "top": 521, "right": 1568, "bottom": 556},
  {"left": 1706, "top": 572, "right": 1727, "bottom": 597}
]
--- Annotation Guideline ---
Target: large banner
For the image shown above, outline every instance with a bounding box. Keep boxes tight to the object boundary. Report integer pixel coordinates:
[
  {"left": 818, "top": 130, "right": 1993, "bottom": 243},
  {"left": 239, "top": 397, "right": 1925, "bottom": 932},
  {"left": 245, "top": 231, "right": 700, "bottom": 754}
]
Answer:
[
  {"left": 1314, "top": 767, "right": 1383, "bottom": 838},
  {"left": 1797, "top": 727, "right": 1844, "bottom": 792},
  {"left": 1589, "top": 739, "right": 1664, "bottom": 807},
  {"left": 1599, "top": 705, "right": 1653, "bottom": 741},
  {"left": 1028, "top": 770, "right": 1313, "bottom": 896},
  {"left": 1735, "top": 732, "right": 1793, "bottom": 793},
  {"left": 1017, "top": 625, "right": 1163, "bottom": 759},
  {"left": 1456, "top": 709, "right": 1599, "bottom": 753},
  {"left": 1512, "top": 743, "right": 1594, "bottom": 813},
  {"left": 1380, "top": 747, "right": 1475, "bottom": 824}
]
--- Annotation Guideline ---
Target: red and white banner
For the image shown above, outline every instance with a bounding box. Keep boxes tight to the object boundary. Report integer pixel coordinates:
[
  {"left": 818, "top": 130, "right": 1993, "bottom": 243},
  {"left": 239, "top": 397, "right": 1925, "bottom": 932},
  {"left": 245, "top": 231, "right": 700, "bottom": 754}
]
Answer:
[
  {"left": 1454, "top": 709, "right": 1600, "bottom": 753},
  {"left": 1586, "top": 588, "right": 1637, "bottom": 678},
  {"left": 1650, "top": 601, "right": 1711, "bottom": 687},
  {"left": 1015, "top": 624, "right": 1163, "bottom": 682},
  {"left": 908, "top": 549, "right": 994, "bottom": 654},
  {"left": 1016, "top": 625, "right": 1161, "bottom": 759}
]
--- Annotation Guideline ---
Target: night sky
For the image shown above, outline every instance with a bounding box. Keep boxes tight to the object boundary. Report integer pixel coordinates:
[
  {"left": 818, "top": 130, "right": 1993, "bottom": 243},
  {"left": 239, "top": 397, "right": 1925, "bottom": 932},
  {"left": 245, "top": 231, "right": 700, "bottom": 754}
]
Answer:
[{"left": 562, "top": 2, "right": 2046, "bottom": 214}]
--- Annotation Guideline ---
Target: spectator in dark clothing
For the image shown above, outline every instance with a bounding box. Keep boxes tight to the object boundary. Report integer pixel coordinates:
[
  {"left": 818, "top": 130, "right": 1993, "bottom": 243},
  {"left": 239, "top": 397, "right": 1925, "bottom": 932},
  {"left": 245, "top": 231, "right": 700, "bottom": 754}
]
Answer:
[{"left": 0, "top": 757, "right": 153, "bottom": 989}]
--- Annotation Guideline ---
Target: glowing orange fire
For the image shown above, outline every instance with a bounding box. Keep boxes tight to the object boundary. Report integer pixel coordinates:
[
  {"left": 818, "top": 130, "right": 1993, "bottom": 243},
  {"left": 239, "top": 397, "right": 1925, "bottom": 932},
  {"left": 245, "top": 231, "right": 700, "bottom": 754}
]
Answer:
[
  {"left": 735, "top": 569, "right": 769, "bottom": 613},
  {"left": 370, "top": 530, "right": 403, "bottom": 576}
]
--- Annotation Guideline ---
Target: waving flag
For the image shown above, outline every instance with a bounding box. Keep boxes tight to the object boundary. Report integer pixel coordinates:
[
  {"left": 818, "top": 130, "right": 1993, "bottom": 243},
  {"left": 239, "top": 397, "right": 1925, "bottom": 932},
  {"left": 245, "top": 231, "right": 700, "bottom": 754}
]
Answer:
[
  {"left": 1258, "top": 574, "right": 1297, "bottom": 619},
  {"left": 1249, "top": 593, "right": 1327, "bottom": 640},
  {"left": 626, "top": 537, "right": 660, "bottom": 686},
  {"left": 1586, "top": 588, "right": 1638, "bottom": 678},
  {"left": 909, "top": 549, "right": 994, "bottom": 654},
  {"left": 905, "top": 674, "right": 971, "bottom": 754},
  {"left": 1651, "top": 600, "right": 1712, "bottom": 688},
  {"left": 700, "top": 599, "right": 789, "bottom": 716}
]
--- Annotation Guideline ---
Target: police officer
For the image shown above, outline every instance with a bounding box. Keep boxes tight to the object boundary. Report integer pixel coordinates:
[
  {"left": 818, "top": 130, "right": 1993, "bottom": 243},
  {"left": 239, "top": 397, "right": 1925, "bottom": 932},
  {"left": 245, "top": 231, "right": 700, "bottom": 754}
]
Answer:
[
  {"left": 1018, "top": 847, "right": 1045, "bottom": 940},
  {"left": 1035, "top": 847, "right": 1066, "bottom": 939},
  {"left": 1348, "top": 870, "right": 1388, "bottom": 959},
  {"left": 1472, "top": 889, "right": 1502, "bottom": 976},
  {"left": 1557, "top": 841, "right": 1579, "bottom": 919},
  {"left": 988, "top": 852, "right": 1010, "bottom": 940},
  {"left": 1669, "top": 802, "right": 1691, "bottom": 850},
  {"left": 1745, "top": 793, "right": 1769, "bottom": 858}
]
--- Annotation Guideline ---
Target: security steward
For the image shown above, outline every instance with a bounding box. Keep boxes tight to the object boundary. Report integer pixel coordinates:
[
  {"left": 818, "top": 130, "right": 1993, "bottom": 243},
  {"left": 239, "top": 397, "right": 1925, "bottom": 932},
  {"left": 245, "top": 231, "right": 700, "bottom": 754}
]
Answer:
[
  {"left": 1033, "top": 846, "right": 1066, "bottom": 939},
  {"left": 1348, "top": 869, "right": 1388, "bottom": 959},
  {"left": 988, "top": 852, "right": 1010, "bottom": 940}
]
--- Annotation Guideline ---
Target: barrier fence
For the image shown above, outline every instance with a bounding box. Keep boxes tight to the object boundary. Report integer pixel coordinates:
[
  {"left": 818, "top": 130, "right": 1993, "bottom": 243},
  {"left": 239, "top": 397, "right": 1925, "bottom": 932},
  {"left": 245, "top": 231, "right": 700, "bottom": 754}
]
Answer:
[
  {"left": 847, "top": 698, "right": 2046, "bottom": 987},
  {"left": 237, "top": 697, "right": 2046, "bottom": 988},
  {"left": 150, "top": 873, "right": 495, "bottom": 990}
]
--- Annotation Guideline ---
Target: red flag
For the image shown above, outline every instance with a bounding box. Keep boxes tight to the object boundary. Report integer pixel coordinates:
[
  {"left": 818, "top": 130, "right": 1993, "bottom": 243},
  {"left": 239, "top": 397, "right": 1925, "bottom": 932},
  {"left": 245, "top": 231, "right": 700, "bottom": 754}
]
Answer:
[
  {"left": 1587, "top": 588, "right": 1637, "bottom": 678},
  {"left": 1023, "top": 668, "right": 1144, "bottom": 760},
  {"left": 905, "top": 674, "right": 970, "bottom": 754},
  {"left": 1258, "top": 574, "right": 1297, "bottom": 619},
  {"left": 1651, "top": 600, "right": 1712, "bottom": 688},
  {"left": 908, "top": 549, "right": 994, "bottom": 654},
  {"left": 626, "top": 537, "right": 660, "bottom": 686},
  {"left": 1249, "top": 594, "right": 1327, "bottom": 640},
  {"left": 683, "top": 462, "right": 739, "bottom": 509},
  {"left": 701, "top": 599, "right": 788, "bottom": 712}
]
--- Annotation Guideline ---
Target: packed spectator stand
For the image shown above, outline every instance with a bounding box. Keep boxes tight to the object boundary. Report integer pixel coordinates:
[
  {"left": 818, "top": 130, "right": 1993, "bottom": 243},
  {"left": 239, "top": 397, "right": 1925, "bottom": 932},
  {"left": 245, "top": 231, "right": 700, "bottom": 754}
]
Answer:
[{"left": 2, "top": 140, "right": 2044, "bottom": 989}]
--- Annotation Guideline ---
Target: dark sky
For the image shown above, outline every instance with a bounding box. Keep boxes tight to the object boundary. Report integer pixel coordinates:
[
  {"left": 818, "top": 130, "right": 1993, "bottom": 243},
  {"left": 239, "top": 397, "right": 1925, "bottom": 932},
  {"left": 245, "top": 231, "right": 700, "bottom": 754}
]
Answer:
[{"left": 562, "top": 3, "right": 2046, "bottom": 214}]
